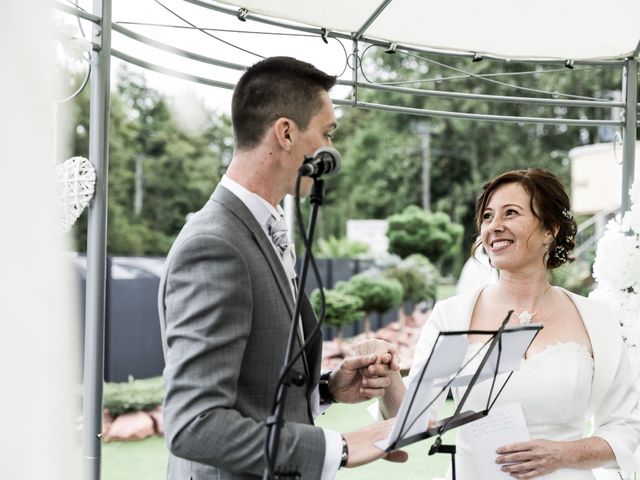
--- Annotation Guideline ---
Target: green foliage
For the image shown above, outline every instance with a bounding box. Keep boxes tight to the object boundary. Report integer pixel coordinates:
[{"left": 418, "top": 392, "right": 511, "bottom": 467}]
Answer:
[
  {"left": 406, "top": 254, "right": 443, "bottom": 299},
  {"left": 549, "top": 259, "right": 595, "bottom": 297},
  {"left": 310, "top": 289, "right": 364, "bottom": 329},
  {"left": 384, "top": 262, "right": 434, "bottom": 303},
  {"left": 387, "top": 206, "right": 464, "bottom": 269},
  {"left": 371, "top": 253, "right": 442, "bottom": 311},
  {"left": 62, "top": 55, "right": 623, "bottom": 261},
  {"left": 336, "top": 273, "right": 404, "bottom": 314},
  {"left": 316, "top": 235, "right": 371, "bottom": 258},
  {"left": 322, "top": 51, "right": 620, "bottom": 254},
  {"left": 103, "top": 376, "right": 165, "bottom": 416},
  {"left": 63, "top": 66, "right": 233, "bottom": 255}
]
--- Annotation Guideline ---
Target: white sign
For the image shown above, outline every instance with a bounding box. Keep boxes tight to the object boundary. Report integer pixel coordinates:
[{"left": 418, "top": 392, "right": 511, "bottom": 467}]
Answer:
[
  {"left": 346, "top": 219, "right": 389, "bottom": 256},
  {"left": 569, "top": 141, "right": 640, "bottom": 214}
]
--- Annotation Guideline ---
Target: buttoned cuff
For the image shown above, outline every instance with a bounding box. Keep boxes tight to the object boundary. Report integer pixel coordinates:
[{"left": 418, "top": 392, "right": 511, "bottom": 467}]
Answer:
[{"left": 321, "top": 428, "right": 342, "bottom": 480}]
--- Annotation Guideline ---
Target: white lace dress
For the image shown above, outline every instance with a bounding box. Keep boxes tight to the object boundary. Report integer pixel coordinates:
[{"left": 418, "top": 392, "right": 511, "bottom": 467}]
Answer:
[{"left": 447, "top": 341, "right": 596, "bottom": 480}]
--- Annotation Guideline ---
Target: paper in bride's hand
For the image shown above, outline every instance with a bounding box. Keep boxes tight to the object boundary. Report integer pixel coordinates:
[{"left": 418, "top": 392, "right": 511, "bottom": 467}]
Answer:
[
  {"left": 463, "top": 402, "right": 530, "bottom": 480},
  {"left": 374, "top": 333, "right": 469, "bottom": 451}
]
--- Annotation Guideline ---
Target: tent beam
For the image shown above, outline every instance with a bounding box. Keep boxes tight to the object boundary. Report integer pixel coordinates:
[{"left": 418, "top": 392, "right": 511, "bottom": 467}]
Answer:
[
  {"left": 351, "top": 39, "right": 359, "bottom": 106},
  {"left": 111, "top": 20, "right": 624, "bottom": 111},
  {"left": 108, "top": 49, "right": 623, "bottom": 127},
  {"left": 83, "top": 0, "right": 112, "bottom": 479},
  {"left": 354, "top": 0, "right": 393, "bottom": 40},
  {"left": 334, "top": 98, "right": 622, "bottom": 127},
  {"left": 55, "top": 1, "right": 101, "bottom": 24},
  {"left": 112, "top": 49, "right": 236, "bottom": 90},
  {"left": 621, "top": 58, "right": 638, "bottom": 213},
  {"left": 180, "top": 0, "right": 627, "bottom": 66},
  {"left": 112, "top": 23, "right": 247, "bottom": 71},
  {"left": 341, "top": 80, "right": 625, "bottom": 109}
]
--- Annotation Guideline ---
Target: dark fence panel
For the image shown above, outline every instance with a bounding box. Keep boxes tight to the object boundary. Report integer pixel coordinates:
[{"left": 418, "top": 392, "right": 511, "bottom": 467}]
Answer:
[
  {"left": 105, "top": 276, "right": 165, "bottom": 382},
  {"left": 71, "top": 254, "right": 396, "bottom": 383},
  {"left": 72, "top": 255, "right": 166, "bottom": 383}
]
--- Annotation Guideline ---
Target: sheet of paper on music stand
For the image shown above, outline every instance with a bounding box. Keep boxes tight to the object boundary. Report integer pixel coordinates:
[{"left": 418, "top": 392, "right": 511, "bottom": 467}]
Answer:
[
  {"left": 463, "top": 402, "right": 530, "bottom": 479},
  {"left": 375, "top": 333, "right": 468, "bottom": 450},
  {"left": 437, "top": 326, "right": 538, "bottom": 388}
]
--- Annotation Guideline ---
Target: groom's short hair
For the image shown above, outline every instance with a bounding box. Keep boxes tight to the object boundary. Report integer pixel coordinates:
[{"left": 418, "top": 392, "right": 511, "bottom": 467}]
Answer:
[{"left": 231, "top": 56, "right": 336, "bottom": 150}]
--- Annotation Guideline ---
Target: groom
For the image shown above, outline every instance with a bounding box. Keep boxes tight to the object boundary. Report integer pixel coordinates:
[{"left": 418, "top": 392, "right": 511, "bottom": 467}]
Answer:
[{"left": 158, "top": 56, "right": 404, "bottom": 479}]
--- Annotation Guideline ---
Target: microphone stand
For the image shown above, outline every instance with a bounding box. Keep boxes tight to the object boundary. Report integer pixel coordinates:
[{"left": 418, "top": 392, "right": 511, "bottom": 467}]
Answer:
[{"left": 263, "top": 178, "right": 325, "bottom": 480}]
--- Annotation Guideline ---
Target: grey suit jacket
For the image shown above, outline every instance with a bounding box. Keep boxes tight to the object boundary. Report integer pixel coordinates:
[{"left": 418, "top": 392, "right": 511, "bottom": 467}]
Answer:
[{"left": 158, "top": 185, "right": 325, "bottom": 479}]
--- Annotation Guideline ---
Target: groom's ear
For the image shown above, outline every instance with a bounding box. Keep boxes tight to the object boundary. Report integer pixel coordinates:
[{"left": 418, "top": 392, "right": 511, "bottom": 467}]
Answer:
[{"left": 273, "top": 117, "right": 296, "bottom": 152}]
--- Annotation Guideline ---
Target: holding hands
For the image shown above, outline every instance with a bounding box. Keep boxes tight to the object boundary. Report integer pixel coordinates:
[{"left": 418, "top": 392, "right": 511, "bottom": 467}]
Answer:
[
  {"left": 329, "top": 339, "right": 400, "bottom": 403},
  {"left": 332, "top": 339, "right": 408, "bottom": 467}
]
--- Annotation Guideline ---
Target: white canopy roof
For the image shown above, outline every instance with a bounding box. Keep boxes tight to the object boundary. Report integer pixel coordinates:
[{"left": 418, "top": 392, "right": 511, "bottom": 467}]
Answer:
[{"left": 216, "top": 0, "right": 640, "bottom": 61}]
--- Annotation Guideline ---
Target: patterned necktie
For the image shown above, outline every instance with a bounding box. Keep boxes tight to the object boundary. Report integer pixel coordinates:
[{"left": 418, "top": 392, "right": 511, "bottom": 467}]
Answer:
[
  {"left": 268, "top": 214, "right": 297, "bottom": 282},
  {"left": 269, "top": 213, "right": 318, "bottom": 419}
]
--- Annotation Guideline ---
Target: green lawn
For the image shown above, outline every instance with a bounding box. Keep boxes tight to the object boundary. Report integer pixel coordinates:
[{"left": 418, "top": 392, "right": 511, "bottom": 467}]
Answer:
[
  {"left": 103, "top": 401, "right": 455, "bottom": 480},
  {"left": 103, "top": 435, "right": 168, "bottom": 480}
]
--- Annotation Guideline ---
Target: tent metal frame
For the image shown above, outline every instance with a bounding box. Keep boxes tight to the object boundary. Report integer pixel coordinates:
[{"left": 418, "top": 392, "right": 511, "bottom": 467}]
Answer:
[{"left": 56, "top": 1, "right": 638, "bottom": 478}]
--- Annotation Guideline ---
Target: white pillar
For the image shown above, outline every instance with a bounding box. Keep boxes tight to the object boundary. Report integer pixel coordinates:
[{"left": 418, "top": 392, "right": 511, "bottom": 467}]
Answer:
[{"left": 0, "top": 2, "right": 80, "bottom": 480}]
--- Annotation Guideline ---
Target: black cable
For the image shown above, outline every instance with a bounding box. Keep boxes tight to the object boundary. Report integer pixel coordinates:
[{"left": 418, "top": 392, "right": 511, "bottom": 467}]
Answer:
[
  {"left": 114, "top": 20, "right": 348, "bottom": 77},
  {"left": 61, "top": 0, "right": 88, "bottom": 12},
  {"left": 154, "top": 0, "right": 264, "bottom": 59},
  {"left": 358, "top": 43, "right": 604, "bottom": 102},
  {"left": 400, "top": 49, "right": 603, "bottom": 102},
  {"left": 277, "top": 176, "right": 327, "bottom": 384},
  {"left": 116, "top": 21, "right": 318, "bottom": 36},
  {"left": 263, "top": 174, "right": 328, "bottom": 479}
]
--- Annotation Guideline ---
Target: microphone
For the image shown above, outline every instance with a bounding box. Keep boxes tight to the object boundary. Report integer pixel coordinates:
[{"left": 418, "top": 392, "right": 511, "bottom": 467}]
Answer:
[{"left": 299, "top": 147, "right": 341, "bottom": 178}]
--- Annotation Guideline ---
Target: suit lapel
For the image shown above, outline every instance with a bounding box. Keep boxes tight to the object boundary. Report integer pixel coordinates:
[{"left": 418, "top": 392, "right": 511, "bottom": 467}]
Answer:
[
  {"left": 211, "top": 185, "right": 295, "bottom": 316},
  {"left": 211, "top": 185, "right": 322, "bottom": 407}
]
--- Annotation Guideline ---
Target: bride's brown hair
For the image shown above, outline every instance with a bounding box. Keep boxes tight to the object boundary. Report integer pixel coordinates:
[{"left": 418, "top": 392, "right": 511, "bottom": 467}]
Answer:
[{"left": 472, "top": 168, "right": 578, "bottom": 269}]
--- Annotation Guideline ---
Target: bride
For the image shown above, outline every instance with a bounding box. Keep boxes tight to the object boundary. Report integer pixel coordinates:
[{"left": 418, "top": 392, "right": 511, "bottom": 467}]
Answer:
[{"left": 373, "top": 169, "right": 640, "bottom": 479}]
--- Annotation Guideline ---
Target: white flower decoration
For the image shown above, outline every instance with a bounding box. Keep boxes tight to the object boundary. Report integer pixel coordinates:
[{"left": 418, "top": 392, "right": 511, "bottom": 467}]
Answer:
[
  {"left": 591, "top": 182, "right": 640, "bottom": 384},
  {"left": 53, "top": 19, "right": 92, "bottom": 63}
]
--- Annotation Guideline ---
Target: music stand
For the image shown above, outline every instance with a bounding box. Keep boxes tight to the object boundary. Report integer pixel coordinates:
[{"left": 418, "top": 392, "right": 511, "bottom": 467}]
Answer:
[{"left": 377, "top": 312, "right": 542, "bottom": 480}]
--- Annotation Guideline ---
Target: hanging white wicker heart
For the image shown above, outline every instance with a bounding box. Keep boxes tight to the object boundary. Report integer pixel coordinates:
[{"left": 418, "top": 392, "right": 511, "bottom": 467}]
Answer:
[{"left": 57, "top": 156, "right": 96, "bottom": 233}]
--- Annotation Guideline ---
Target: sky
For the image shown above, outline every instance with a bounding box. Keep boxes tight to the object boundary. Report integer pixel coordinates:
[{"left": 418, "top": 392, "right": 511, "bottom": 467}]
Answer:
[{"left": 65, "top": 0, "right": 353, "bottom": 115}]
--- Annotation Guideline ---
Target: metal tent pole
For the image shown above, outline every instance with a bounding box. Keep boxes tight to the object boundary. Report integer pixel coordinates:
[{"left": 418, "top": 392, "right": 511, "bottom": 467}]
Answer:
[
  {"left": 621, "top": 58, "right": 637, "bottom": 214},
  {"left": 82, "top": 0, "right": 112, "bottom": 479}
]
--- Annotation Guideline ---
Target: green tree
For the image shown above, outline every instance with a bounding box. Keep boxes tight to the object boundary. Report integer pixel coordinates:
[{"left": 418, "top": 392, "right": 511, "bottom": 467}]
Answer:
[
  {"left": 383, "top": 261, "right": 432, "bottom": 331},
  {"left": 405, "top": 253, "right": 442, "bottom": 300},
  {"left": 64, "top": 66, "right": 233, "bottom": 255},
  {"left": 316, "top": 235, "right": 370, "bottom": 258},
  {"left": 323, "top": 49, "right": 624, "bottom": 258},
  {"left": 387, "top": 206, "right": 463, "bottom": 272},
  {"left": 336, "top": 273, "right": 403, "bottom": 337},
  {"left": 310, "top": 289, "right": 364, "bottom": 348}
]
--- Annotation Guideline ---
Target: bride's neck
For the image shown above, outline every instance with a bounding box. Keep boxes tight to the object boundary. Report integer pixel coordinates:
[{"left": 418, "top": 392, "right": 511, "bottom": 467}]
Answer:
[{"left": 496, "top": 269, "right": 550, "bottom": 304}]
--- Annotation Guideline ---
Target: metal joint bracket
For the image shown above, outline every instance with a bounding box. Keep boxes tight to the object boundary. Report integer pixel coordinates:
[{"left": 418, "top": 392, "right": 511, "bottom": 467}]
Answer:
[
  {"left": 320, "top": 28, "right": 329, "bottom": 44},
  {"left": 237, "top": 7, "right": 249, "bottom": 21},
  {"left": 564, "top": 59, "right": 575, "bottom": 69},
  {"left": 385, "top": 42, "right": 398, "bottom": 54},
  {"left": 473, "top": 52, "right": 483, "bottom": 62}
]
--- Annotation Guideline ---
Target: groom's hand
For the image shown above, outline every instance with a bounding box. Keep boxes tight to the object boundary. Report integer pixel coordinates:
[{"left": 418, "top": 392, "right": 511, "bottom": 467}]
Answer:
[
  {"left": 342, "top": 418, "right": 408, "bottom": 467},
  {"left": 329, "top": 340, "right": 399, "bottom": 403}
]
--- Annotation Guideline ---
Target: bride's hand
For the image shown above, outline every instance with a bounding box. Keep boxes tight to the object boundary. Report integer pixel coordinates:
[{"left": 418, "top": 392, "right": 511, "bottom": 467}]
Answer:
[{"left": 495, "top": 439, "right": 566, "bottom": 478}]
